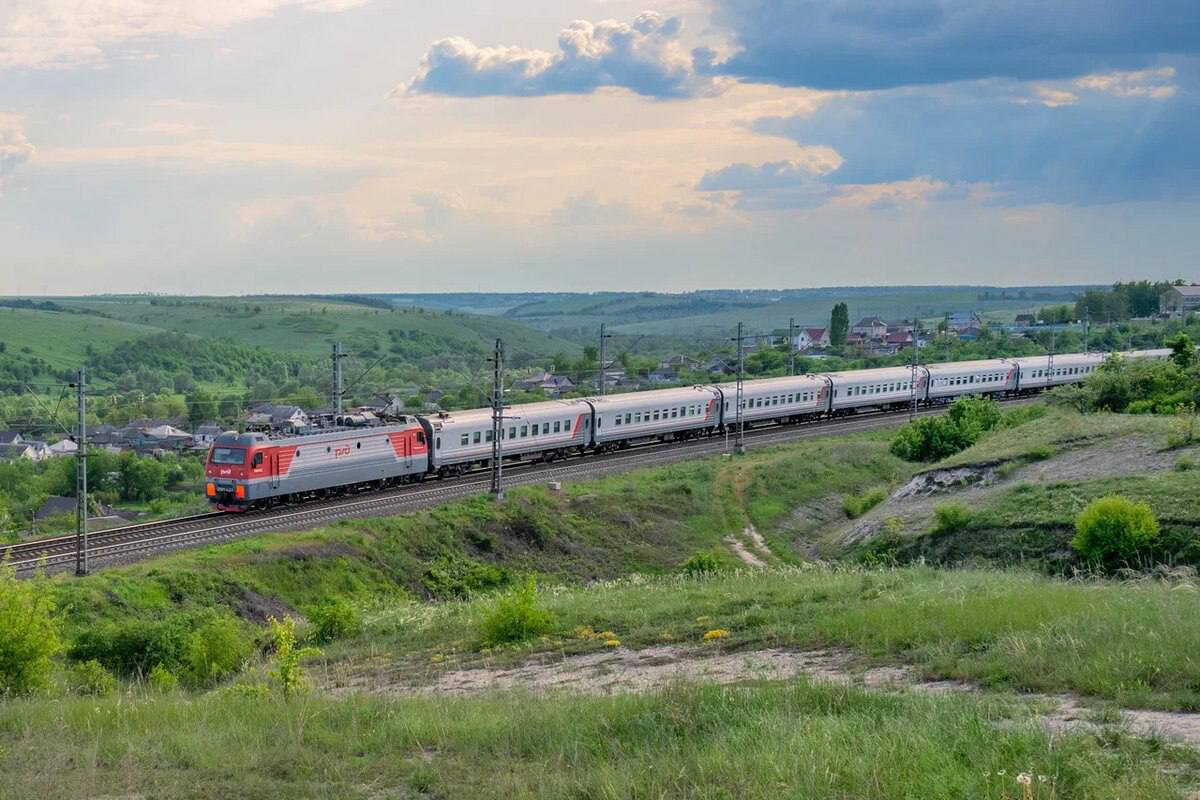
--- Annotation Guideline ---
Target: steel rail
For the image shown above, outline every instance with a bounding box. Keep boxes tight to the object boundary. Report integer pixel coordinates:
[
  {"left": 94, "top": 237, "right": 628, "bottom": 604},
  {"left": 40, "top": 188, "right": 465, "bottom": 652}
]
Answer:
[{"left": 7, "top": 397, "right": 1039, "bottom": 574}]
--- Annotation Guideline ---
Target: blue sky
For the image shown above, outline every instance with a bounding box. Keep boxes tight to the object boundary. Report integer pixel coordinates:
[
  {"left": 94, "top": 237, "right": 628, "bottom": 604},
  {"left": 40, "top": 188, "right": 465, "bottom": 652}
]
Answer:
[{"left": 0, "top": 0, "right": 1196, "bottom": 293}]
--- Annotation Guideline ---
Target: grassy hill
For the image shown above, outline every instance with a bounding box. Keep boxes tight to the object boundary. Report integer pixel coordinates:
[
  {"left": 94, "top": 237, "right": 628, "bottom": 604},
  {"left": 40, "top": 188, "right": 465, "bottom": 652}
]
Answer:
[
  {"left": 55, "top": 296, "right": 580, "bottom": 362},
  {"left": 6, "top": 405, "right": 1200, "bottom": 798},
  {"left": 0, "top": 307, "right": 162, "bottom": 373}
]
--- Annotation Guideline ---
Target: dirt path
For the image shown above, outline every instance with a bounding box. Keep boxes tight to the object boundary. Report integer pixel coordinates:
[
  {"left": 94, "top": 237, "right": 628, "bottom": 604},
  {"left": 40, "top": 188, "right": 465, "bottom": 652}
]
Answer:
[
  {"left": 725, "top": 524, "right": 771, "bottom": 568},
  {"left": 332, "top": 645, "right": 1200, "bottom": 750}
]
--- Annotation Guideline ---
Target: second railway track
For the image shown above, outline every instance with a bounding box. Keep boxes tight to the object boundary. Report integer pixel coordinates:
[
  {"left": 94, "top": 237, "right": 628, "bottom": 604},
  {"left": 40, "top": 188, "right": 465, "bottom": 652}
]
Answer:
[{"left": 5, "top": 398, "right": 1039, "bottom": 575}]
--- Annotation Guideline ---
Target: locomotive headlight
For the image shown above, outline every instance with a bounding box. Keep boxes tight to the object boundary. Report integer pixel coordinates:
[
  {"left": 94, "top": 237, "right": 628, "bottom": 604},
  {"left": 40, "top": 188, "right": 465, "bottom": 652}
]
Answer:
[
  {"left": 235, "top": 484, "right": 246, "bottom": 500},
  {"left": 206, "top": 483, "right": 216, "bottom": 497}
]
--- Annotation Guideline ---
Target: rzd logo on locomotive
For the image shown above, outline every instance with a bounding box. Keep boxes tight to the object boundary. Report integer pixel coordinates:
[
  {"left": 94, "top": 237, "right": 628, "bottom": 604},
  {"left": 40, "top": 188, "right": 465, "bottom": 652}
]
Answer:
[{"left": 334, "top": 446, "right": 352, "bottom": 458}]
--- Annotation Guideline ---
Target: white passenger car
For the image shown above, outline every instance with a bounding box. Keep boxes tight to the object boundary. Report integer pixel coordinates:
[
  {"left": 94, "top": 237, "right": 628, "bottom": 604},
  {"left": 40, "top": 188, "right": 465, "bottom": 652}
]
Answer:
[
  {"left": 1011, "top": 352, "right": 1106, "bottom": 391},
  {"left": 925, "top": 359, "right": 1017, "bottom": 402},
  {"left": 589, "top": 385, "right": 722, "bottom": 447},
  {"left": 426, "top": 399, "right": 589, "bottom": 474},
  {"left": 826, "top": 367, "right": 925, "bottom": 413},
  {"left": 716, "top": 375, "right": 830, "bottom": 425}
]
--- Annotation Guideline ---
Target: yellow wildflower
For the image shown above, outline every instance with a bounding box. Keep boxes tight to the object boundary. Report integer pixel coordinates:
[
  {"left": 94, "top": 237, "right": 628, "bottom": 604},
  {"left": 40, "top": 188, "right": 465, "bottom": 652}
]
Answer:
[
  {"left": 604, "top": 638, "right": 621, "bottom": 648},
  {"left": 703, "top": 628, "right": 731, "bottom": 641}
]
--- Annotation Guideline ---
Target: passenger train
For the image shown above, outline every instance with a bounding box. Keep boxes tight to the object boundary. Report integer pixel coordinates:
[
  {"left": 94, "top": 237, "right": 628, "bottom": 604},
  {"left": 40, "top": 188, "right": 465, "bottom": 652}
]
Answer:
[{"left": 205, "top": 347, "right": 1173, "bottom": 511}]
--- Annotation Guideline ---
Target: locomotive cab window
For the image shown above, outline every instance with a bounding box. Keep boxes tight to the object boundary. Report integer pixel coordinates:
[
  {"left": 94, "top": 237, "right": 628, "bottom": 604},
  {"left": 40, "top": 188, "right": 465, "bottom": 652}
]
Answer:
[{"left": 251, "top": 452, "right": 264, "bottom": 468}]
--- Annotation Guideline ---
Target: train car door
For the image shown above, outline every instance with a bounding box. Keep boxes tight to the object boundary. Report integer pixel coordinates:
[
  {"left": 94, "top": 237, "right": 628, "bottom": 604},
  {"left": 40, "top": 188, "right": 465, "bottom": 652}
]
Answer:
[
  {"left": 404, "top": 431, "right": 413, "bottom": 470},
  {"left": 270, "top": 449, "right": 280, "bottom": 491}
]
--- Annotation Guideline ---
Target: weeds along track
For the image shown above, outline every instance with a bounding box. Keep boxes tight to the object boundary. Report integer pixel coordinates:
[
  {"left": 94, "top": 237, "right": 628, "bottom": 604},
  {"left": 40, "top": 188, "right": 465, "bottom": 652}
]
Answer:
[{"left": 5, "top": 398, "right": 1040, "bottom": 575}]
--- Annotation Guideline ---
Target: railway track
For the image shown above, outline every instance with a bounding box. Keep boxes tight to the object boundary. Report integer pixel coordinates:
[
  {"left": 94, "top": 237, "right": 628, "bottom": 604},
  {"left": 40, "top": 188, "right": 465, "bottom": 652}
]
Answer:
[{"left": 4, "top": 397, "right": 1039, "bottom": 575}]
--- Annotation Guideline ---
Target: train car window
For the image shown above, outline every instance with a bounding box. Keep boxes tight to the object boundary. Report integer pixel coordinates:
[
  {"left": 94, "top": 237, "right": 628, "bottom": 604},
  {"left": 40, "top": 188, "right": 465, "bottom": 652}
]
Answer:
[
  {"left": 530, "top": 425, "right": 538, "bottom": 437},
  {"left": 461, "top": 434, "right": 469, "bottom": 446},
  {"left": 614, "top": 416, "right": 621, "bottom": 426},
  {"left": 671, "top": 409, "right": 677, "bottom": 418},
  {"left": 509, "top": 426, "right": 516, "bottom": 439},
  {"left": 486, "top": 430, "right": 493, "bottom": 442},
  {"left": 473, "top": 432, "right": 481, "bottom": 444},
  {"left": 296, "top": 450, "right": 301, "bottom": 458},
  {"left": 564, "top": 419, "right": 572, "bottom": 431},
  {"left": 653, "top": 410, "right": 660, "bottom": 421},
  {"left": 327, "top": 447, "right": 331, "bottom": 453},
  {"left": 436, "top": 437, "right": 441, "bottom": 450},
  {"left": 554, "top": 421, "right": 561, "bottom": 432},
  {"left": 543, "top": 423, "right": 550, "bottom": 434},
  {"left": 357, "top": 442, "right": 362, "bottom": 449},
  {"left": 520, "top": 425, "right": 528, "bottom": 437}
]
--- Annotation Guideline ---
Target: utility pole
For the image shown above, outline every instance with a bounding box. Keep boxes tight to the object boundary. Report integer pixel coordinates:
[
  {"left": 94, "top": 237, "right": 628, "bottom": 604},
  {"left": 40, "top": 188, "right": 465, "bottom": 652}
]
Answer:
[
  {"left": 1084, "top": 310, "right": 1090, "bottom": 353},
  {"left": 1047, "top": 325, "right": 1056, "bottom": 390},
  {"left": 74, "top": 367, "right": 88, "bottom": 576},
  {"left": 788, "top": 316, "right": 797, "bottom": 376},
  {"left": 489, "top": 338, "right": 505, "bottom": 502},
  {"left": 598, "top": 323, "right": 613, "bottom": 396},
  {"left": 732, "top": 322, "right": 746, "bottom": 455},
  {"left": 331, "top": 341, "right": 346, "bottom": 418},
  {"left": 909, "top": 312, "right": 919, "bottom": 422}
]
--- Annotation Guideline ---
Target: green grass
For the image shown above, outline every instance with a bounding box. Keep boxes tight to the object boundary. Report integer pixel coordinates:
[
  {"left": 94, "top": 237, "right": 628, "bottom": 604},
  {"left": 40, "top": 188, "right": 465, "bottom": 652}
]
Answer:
[
  {"left": 56, "top": 296, "right": 580, "bottom": 361},
  {"left": 0, "top": 307, "right": 161, "bottom": 371},
  {"left": 347, "top": 566, "right": 1200, "bottom": 711},
  {"left": 0, "top": 677, "right": 1192, "bottom": 799}
]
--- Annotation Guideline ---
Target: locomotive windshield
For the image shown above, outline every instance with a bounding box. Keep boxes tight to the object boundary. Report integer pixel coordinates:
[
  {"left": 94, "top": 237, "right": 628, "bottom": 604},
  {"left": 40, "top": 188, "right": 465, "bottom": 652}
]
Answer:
[{"left": 210, "top": 447, "right": 246, "bottom": 465}]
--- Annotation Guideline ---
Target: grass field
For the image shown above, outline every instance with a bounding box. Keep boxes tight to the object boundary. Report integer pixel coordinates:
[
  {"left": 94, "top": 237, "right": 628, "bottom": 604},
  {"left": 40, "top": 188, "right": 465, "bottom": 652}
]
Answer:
[
  {"left": 0, "top": 308, "right": 162, "bottom": 371},
  {"left": 1, "top": 673, "right": 1190, "bottom": 800},
  {"left": 55, "top": 296, "right": 580, "bottom": 362}
]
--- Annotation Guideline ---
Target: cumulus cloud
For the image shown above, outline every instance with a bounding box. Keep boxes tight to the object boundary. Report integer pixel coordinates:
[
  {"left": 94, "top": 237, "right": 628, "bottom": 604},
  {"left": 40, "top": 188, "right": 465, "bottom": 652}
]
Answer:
[
  {"left": 1074, "top": 67, "right": 1177, "bottom": 98},
  {"left": 400, "top": 12, "right": 708, "bottom": 99},
  {"left": 710, "top": 0, "right": 1200, "bottom": 90},
  {"left": 0, "top": 114, "right": 34, "bottom": 196},
  {"left": 0, "top": 0, "right": 369, "bottom": 70}
]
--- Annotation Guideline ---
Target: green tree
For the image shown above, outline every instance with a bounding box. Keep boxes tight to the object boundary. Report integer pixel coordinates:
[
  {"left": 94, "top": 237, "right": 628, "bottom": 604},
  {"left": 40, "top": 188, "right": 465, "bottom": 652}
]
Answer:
[
  {"left": 118, "top": 452, "right": 168, "bottom": 502},
  {"left": 1072, "top": 495, "right": 1159, "bottom": 570},
  {"left": 0, "top": 562, "right": 63, "bottom": 694},
  {"left": 187, "top": 387, "right": 219, "bottom": 429},
  {"left": 1169, "top": 332, "right": 1196, "bottom": 370},
  {"left": 830, "top": 302, "right": 849, "bottom": 346}
]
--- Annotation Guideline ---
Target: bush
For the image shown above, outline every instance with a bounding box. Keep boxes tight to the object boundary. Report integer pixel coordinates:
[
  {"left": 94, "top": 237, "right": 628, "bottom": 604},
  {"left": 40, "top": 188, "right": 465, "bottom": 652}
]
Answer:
[
  {"left": 931, "top": 503, "right": 973, "bottom": 536},
  {"left": 891, "top": 396, "right": 1006, "bottom": 462},
  {"left": 1072, "top": 495, "right": 1160, "bottom": 569},
  {"left": 67, "top": 659, "right": 116, "bottom": 696},
  {"left": 842, "top": 487, "right": 888, "bottom": 519},
  {"left": 479, "top": 578, "right": 554, "bottom": 647},
  {"left": 1177, "top": 456, "right": 1196, "bottom": 472},
  {"left": 309, "top": 598, "right": 362, "bottom": 643},
  {"left": 269, "top": 616, "right": 321, "bottom": 700},
  {"left": 0, "top": 564, "right": 62, "bottom": 695},
  {"left": 682, "top": 550, "right": 723, "bottom": 575},
  {"left": 148, "top": 663, "right": 179, "bottom": 692},
  {"left": 69, "top": 609, "right": 251, "bottom": 688}
]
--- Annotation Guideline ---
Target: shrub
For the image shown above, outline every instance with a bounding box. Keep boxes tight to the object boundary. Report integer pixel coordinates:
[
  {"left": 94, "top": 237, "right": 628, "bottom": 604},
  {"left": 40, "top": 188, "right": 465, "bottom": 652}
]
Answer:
[
  {"left": 931, "top": 503, "right": 973, "bottom": 536},
  {"left": 69, "top": 609, "right": 251, "bottom": 688},
  {"left": 148, "top": 663, "right": 179, "bottom": 693},
  {"left": 67, "top": 659, "right": 116, "bottom": 696},
  {"left": 1072, "top": 495, "right": 1160, "bottom": 569},
  {"left": 842, "top": 487, "right": 888, "bottom": 519},
  {"left": 269, "top": 616, "right": 321, "bottom": 700},
  {"left": 479, "top": 578, "right": 554, "bottom": 647},
  {"left": 889, "top": 416, "right": 967, "bottom": 462},
  {"left": 681, "top": 550, "right": 723, "bottom": 576},
  {"left": 308, "top": 598, "right": 362, "bottom": 643},
  {"left": 0, "top": 563, "right": 62, "bottom": 695},
  {"left": 1176, "top": 456, "right": 1196, "bottom": 472}
]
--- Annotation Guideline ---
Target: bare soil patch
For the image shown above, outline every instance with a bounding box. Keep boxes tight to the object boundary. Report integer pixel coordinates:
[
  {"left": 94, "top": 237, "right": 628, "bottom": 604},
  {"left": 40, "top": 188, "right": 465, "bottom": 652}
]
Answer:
[{"left": 327, "top": 644, "right": 1200, "bottom": 750}]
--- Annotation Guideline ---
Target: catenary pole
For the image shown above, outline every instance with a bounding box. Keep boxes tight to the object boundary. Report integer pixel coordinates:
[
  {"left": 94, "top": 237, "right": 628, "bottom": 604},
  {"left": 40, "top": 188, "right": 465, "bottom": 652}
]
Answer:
[
  {"left": 489, "top": 338, "right": 505, "bottom": 501},
  {"left": 331, "top": 341, "right": 345, "bottom": 418},
  {"left": 74, "top": 367, "right": 88, "bottom": 576},
  {"left": 788, "top": 316, "right": 796, "bottom": 376},
  {"left": 598, "top": 323, "right": 613, "bottom": 396},
  {"left": 734, "top": 322, "right": 745, "bottom": 455}
]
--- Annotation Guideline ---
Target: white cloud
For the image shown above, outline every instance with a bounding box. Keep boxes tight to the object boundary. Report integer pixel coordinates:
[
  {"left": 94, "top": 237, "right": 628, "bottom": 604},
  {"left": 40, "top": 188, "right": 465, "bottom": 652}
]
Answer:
[
  {"left": 400, "top": 11, "right": 710, "bottom": 99},
  {"left": 0, "top": 113, "right": 34, "bottom": 196},
  {"left": 1074, "top": 67, "right": 1177, "bottom": 99},
  {"left": 1032, "top": 86, "right": 1079, "bottom": 108},
  {"left": 0, "top": 0, "right": 370, "bottom": 70}
]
